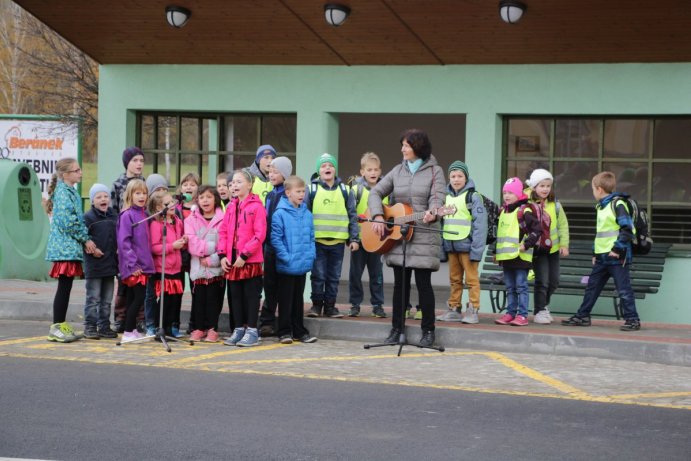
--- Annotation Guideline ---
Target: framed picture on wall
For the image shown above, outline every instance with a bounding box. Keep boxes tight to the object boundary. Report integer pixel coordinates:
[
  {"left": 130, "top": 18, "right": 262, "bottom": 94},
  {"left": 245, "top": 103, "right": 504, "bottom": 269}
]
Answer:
[{"left": 516, "top": 135, "right": 540, "bottom": 153}]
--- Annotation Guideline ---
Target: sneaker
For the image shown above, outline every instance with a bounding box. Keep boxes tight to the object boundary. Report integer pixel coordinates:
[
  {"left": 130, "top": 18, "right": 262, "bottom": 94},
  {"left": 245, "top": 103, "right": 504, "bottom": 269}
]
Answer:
[
  {"left": 436, "top": 308, "right": 463, "bottom": 322},
  {"left": 47, "top": 322, "right": 80, "bottom": 343},
  {"left": 461, "top": 305, "right": 479, "bottom": 324},
  {"left": 561, "top": 315, "right": 592, "bottom": 327},
  {"left": 494, "top": 313, "right": 515, "bottom": 325},
  {"left": 533, "top": 310, "right": 553, "bottom": 325},
  {"left": 189, "top": 329, "right": 206, "bottom": 341},
  {"left": 414, "top": 307, "right": 423, "bottom": 320},
  {"left": 120, "top": 330, "right": 142, "bottom": 343},
  {"left": 405, "top": 304, "right": 413, "bottom": 319},
  {"left": 224, "top": 327, "right": 246, "bottom": 346},
  {"left": 204, "top": 328, "right": 219, "bottom": 342},
  {"left": 145, "top": 326, "right": 156, "bottom": 337},
  {"left": 295, "top": 334, "right": 317, "bottom": 343},
  {"left": 171, "top": 324, "right": 184, "bottom": 338},
  {"left": 279, "top": 335, "right": 293, "bottom": 344},
  {"left": 324, "top": 306, "right": 344, "bottom": 318},
  {"left": 259, "top": 325, "right": 275, "bottom": 337},
  {"left": 371, "top": 305, "right": 387, "bottom": 318},
  {"left": 384, "top": 328, "right": 401, "bottom": 344},
  {"left": 237, "top": 328, "right": 259, "bottom": 347},
  {"left": 83, "top": 325, "right": 100, "bottom": 340},
  {"left": 510, "top": 315, "right": 529, "bottom": 326},
  {"left": 97, "top": 327, "right": 119, "bottom": 339},
  {"left": 419, "top": 330, "right": 435, "bottom": 348},
  {"left": 620, "top": 319, "right": 641, "bottom": 331},
  {"left": 306, "top": 306, "right": 321, "bottom": 317},
  {"left": 543, "top": 308, "right": 554, "bottom": 322},
  {"left": 348, "top": 306, "right": 361, "bottom": 317}
]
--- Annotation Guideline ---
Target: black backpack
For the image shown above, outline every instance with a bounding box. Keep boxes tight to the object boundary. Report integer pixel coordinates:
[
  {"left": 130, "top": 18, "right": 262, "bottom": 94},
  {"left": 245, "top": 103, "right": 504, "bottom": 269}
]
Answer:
[
  {"left": 612, "top": 196, "right": 653, "bottom": 255},
  {"left": 465, "top": 189, "right": 500, "bottom": 245}
]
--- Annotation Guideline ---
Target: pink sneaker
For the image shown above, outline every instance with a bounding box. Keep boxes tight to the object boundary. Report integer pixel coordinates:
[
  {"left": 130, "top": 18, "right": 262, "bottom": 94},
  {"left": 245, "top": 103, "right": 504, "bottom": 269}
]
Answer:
[
  {"left": 495, "top": 313, "right": 515, "bottom": 325},
  {"left": 189, "top": 329, "right": 206, "bottom": 341},
  {"left": 510, "top": 315, "right": 529, "bottom": 326},
  {"left": 121, "top": 331, "right": 141, "bottom": 342},
  {"left": 203, "top": 328, "right": 219, "bottom": 343}
]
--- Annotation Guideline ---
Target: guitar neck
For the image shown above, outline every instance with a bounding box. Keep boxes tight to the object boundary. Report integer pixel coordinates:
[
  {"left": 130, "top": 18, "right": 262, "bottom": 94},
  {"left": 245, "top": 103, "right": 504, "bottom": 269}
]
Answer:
[{"left": 393, "top": 210, "right": 429, "bottom": 224}]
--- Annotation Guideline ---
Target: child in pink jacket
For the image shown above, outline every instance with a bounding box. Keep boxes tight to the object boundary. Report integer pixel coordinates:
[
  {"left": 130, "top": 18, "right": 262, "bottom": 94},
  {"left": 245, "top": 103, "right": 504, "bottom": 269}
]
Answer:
[
  {"left": 185, "top": 185, "right": 225, "bottom": 342},
  {"left": 148, "top": 191, "right": 187, "bottom": 336},
  {"left": 218, "top": 169, "right": 267, "bottom": 347}
]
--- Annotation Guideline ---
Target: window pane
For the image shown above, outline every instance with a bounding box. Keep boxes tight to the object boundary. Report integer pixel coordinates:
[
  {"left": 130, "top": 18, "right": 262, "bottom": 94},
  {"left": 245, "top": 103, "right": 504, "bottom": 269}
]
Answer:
[
  {"left": 140, "top": 115, "right": 155, "bottom": 149},
  {"left": 553, "top": 162, "right": 599, "bottom": 201},
  {"left": 180, "top": 154, "right": 201, "bottom": 182},
  {"left": 181, "top": 117, "right": 200, "bottom": 151},
  {"left": 261, "top": 116, "right": 297, "bottom": 153},
  {"left": 142, "top": 153, "right": 156, "bottom": 178},
  {"left": 654, "top": 119, "right": 691, "bottom": 159},
  {"left": 505, "top": 161, "right": 548, "bottom": 185},
  {"left": 202, "top": 119, "right": 210, "bottom": 152},
  {"left": 157, "top": 153, "right": 177, "bottom": 184},
  {"left": 602, "top": 162, "right": 648, "bottom": 203},
  {"left": 225, "top": 116, "right": 258, "bottom": 154},
  {"left": 157, "top": 116, "right": 179, "bottom": 150},
  {"left": 652, "top": 163, "right": 691, "bottom": 203},
  {"left": 554, "top": 119, "right": 600, "bottom": 158},
  {"left": 507, "top": 119, "right": 550, "bottom": 158},
  {"left": 603, "top": 119, "right": 651, "bottom": 158}
]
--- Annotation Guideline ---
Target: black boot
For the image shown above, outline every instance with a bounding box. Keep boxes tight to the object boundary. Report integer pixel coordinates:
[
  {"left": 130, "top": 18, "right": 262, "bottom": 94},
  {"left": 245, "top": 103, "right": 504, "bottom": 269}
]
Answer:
[
  {"left": 419, "top": 330, "right": 435, "bottom": 348},
  {"left": 307, "top": 299, "right": 324, "bottom": 317},
  {"left": 323, "top": 300, "right": 343, "bottom": 318},
  {"left": 384, "top": 328, "right": 402, "bottom": 344}
]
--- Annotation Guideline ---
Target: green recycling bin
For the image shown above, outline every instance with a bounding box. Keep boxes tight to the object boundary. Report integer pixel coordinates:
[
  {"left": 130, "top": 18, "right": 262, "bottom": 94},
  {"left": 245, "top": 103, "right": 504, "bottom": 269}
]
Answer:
[{"left": 0, "top": 159, "right": 51, "bottom": 280}]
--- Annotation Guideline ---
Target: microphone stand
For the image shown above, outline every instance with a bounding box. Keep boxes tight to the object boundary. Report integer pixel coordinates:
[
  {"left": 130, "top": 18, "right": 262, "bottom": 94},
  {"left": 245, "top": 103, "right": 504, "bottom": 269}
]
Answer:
[
  {"left": 116, "top": 202, "right": 193, "bottom": 352},
  {"left": 362, "top": 217, "right": 454, "bottom": 356}
]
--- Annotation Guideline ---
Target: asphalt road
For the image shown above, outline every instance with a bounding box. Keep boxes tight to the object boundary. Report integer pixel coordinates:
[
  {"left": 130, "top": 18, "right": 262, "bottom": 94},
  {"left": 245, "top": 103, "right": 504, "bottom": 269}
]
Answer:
[{"left": 1, "top": 320, "right": 690, "bottom": 461}]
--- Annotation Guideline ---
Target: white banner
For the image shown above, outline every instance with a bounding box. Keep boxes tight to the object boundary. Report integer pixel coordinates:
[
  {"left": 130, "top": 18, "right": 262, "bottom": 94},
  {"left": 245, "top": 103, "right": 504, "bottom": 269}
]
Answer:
[{"left": 0, "top": 118, "right": 80, "bottom": 197}]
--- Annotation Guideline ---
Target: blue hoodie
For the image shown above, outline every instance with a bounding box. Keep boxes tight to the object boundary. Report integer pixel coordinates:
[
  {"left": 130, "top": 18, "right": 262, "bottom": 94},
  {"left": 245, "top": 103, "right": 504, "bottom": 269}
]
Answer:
[{"left": 271, "top": 198, "right": 316, "bottom": 275}]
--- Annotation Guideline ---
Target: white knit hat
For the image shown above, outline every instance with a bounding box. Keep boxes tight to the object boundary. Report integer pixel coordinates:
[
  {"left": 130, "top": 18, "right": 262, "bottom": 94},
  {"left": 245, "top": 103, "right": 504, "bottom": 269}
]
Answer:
[{"left": 527, "top": 168, "right": 554, "bottom": 188}]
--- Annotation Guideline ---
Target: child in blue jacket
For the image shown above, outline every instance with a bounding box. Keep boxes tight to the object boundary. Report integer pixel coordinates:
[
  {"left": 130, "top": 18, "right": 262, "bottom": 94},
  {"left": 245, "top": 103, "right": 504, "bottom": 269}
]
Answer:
[{"left": 271, "top": 176, "right": 318, "bottom": 344}]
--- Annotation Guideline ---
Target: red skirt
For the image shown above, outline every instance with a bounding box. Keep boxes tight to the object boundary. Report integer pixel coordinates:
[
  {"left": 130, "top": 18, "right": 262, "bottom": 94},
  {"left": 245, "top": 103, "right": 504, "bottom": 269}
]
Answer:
[
  {"left": 122, "top": 274, "right": 149, "bottom": 287},
  {"left": 193, "top": 276, "right": 225, "bottom": 286},
  {"left": 49, "top": 261, "right": 83, "bottom": 279},
  {"left": 224, "top": 263, "right": 263, "bottom": 281},
  {"left": 155, "top": 278, "right": 184, "bottom": 297}
]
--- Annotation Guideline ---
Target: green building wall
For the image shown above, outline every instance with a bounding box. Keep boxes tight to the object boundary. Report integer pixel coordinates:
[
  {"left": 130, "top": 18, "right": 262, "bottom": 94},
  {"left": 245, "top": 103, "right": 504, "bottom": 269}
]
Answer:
[{"left": 98, "top": 63, "right": 690, "bottom": 324}]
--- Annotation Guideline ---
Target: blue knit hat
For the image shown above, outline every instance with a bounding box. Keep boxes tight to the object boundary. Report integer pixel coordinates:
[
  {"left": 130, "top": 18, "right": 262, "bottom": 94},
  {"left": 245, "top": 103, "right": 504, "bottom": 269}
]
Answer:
[
  {"left": 89, "top": 183, "right": 110, "bottom": 203},
  {"left": 256, "top": 145, "right": 277, "bottom": 162}
]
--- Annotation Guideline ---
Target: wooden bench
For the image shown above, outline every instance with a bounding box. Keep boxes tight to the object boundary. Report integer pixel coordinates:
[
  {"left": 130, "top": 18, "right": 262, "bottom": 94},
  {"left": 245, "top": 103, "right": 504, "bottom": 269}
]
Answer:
[{"left": 478, "top": 240, "right": 671, "bottom": 319}]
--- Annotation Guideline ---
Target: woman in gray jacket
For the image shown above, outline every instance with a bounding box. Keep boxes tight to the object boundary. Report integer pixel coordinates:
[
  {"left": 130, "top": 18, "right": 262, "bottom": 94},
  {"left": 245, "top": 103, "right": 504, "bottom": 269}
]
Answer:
[{"left": 368, "top": 129, "right": 446, "bottom": 347}]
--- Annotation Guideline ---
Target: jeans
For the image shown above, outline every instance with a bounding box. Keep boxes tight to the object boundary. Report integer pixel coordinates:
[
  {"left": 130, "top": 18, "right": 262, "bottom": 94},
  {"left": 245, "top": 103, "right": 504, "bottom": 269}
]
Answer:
[
  {"left": 348, "top": 247, "right": 384, "bottom": 308},
  {"left": 84, "top": 277, "right": 114, "bottom": 329},
  {"left": 532, "top": 251, "right": 560, "bottom": 314},
  {"left": 577, "top": 259, "right": 639, "bottom": 321},
  {"left": 391, "top": 266, "right": 435, "bottom": 332},
  {"left": 310, "top": 242, "right": 345, "bottom": 302},
  {"left": 144, "top": 276, "right": 157, "bottom": 328},
  {"left": 503, "top": 268, "right": 529, "bottom": 317}
]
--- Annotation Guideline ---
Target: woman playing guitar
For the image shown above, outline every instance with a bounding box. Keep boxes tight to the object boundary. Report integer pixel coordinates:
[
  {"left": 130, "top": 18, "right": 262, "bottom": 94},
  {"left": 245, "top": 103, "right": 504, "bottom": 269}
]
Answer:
[{"left": 367, "top": 129, "right": 446, "bottom": 348}]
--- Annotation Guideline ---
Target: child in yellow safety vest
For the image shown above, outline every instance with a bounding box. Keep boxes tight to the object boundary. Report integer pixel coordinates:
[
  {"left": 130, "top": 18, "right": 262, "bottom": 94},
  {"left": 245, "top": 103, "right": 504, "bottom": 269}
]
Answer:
[
  {"left": 494, "top": 177, "right": 542, "bottom": 327},
  {"left": 526, "top": 169, "right": 570, "bottom": 325},
  {"left": 438, "top": 161, "right": 488, "bottom": 324}
]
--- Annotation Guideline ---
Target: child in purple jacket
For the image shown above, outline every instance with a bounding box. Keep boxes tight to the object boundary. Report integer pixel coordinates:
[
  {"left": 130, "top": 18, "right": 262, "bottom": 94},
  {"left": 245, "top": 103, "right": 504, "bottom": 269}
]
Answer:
[{"left": 117, "top": 179, "right": 155, "bottom": 342}]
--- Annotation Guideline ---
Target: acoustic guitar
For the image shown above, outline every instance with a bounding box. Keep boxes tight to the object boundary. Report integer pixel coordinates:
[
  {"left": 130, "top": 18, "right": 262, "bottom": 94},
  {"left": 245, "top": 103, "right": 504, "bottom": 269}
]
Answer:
[{"left": 360, "top": 203, "right": 457, "bottom": 254}]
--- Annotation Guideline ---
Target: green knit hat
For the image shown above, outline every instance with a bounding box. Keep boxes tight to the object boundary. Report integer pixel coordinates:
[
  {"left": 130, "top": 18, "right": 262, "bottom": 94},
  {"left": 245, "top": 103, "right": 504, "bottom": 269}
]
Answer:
[
  {"left": 316, "top": 153, "right": 338, "bottom": 172},
  {"left": 448, "top": 160, "right": 469, "bottom": 179}
]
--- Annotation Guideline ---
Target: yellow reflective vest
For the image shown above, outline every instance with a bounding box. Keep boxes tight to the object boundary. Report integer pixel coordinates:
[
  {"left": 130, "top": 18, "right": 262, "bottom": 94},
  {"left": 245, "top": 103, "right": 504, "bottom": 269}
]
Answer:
[
  {"left": 496, "top": 207, "right": 533, "bottom": 262},
  {"left": 312, "top": 186, "right": 349, "bottom": 240},
  {"left": 443, "top": 192, "right": 471, "bottom": 241},
  {"left": 252, "top": 176, "right": 273, "bottom": 206},
  {"left": 595, "top": 199, "right": 629, "bottom": 254}
]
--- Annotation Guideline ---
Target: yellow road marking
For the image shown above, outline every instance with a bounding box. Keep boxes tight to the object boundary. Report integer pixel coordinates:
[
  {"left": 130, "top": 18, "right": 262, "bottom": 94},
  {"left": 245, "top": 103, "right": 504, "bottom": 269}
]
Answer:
[
  {"left": 607, "top": 391, "right": 691, "bottom": 400},
  {"left": 0, "top": 336, "right": 47, "bottom": 346},
  {"left": 167, "top": 343, "right": 293, "bottom": 365},
  {"left": 205, "top": 350, "right": 479, "bottom": 366}
]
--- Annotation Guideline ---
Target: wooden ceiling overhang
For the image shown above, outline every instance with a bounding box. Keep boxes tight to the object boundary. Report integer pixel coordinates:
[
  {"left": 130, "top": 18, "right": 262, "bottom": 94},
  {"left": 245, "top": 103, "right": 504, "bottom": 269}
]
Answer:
[{"left": 14, "top": 0, "right": 691, "bottom": 65}]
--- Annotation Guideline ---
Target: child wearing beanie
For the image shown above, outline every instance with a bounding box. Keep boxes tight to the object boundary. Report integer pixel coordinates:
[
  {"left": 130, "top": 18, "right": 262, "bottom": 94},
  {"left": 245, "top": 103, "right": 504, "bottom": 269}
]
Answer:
[
  {"left": 438, "top": 160, "right": 487, "bottom": 324},
  {"left": 245, "top": 144, "right": 277, "bottom": 205},
  {"left": 83, "top": 183, "right": 119, "bottom": 339},
  {"left": 304, "top": 153, "right": 359, "bottom": 318},
  {"left": 494, "top": 177, "right": 542, "bottom": 326},
  {"left": 526, "top": 168, "right": 570, "bottom": 324}
]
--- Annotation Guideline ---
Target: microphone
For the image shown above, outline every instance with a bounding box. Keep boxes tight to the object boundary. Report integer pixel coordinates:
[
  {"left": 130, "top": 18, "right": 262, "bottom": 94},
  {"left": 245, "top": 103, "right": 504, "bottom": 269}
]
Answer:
[{"left": 173, "top": 193, "right": 193, "bottom": 203}]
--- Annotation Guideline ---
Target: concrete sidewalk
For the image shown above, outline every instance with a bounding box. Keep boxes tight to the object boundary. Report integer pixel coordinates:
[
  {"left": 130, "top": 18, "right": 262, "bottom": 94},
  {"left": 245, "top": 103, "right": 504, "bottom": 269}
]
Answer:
[{"left": 1, "top": 278, "right": 689, "bottom": 366}]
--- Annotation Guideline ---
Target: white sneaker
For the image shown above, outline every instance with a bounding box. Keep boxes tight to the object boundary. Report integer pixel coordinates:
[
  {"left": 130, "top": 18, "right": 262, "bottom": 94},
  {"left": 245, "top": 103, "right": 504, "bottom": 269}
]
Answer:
[
  {"left": 461, "top": 305, "right": 479, "bottom": 324},
  {"left": 533, "top": 310, "right": 552, "bottom": 324}
]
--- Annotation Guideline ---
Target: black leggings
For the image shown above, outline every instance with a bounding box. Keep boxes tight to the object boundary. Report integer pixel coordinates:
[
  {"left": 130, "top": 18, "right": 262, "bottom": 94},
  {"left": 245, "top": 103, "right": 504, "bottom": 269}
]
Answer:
[
  {"left": 391, "top": 266, "right": 435, "bottom": 332},
  {"left": 52, "top": 275, "right": 74, "bottom": 323},
  {"left": 229, "top": 276, "right": 262, "bottom": 329},
  {"left": 193, "top": 279, "right": 225, "bottom": 331},
  {"left": 125, "top": 283, "right": 146, "bottom": 332}
]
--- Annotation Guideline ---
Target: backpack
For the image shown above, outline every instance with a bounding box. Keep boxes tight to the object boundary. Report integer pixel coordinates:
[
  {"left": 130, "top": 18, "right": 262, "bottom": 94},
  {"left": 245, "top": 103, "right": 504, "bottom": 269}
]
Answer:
[
  {"left": 465, "top": 189, "right": 500, "bottom": 245},
  {"left": 612, "top": 196, "right": 653, "bottom": 255},
  {"left": 518, "top": 203, "right": 552, "bottom": 250},
  {"left": 308, "top": 182, "right": 349, "bottom": 212}
]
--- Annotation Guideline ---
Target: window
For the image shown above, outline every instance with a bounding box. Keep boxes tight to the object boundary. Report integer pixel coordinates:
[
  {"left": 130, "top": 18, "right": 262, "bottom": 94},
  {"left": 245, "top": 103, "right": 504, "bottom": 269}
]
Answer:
[
  {"left": 505, "top": 116, "right": 691, "bottom": 246},
  {"left": 137, "top": 112, "right": 296, "bottom": 188}
]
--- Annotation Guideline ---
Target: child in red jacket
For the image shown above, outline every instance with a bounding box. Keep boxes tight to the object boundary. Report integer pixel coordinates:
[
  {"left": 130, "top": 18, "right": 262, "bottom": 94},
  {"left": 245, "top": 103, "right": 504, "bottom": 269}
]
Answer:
[{"left": 219, "top": 170, "right": 267, "bottom": 347}]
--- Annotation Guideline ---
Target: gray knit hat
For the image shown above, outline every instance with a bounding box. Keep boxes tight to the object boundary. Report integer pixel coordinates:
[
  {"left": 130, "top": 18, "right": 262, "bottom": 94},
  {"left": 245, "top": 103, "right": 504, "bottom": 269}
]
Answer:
[
  {"left": 448, "top": 160, "right": 469, "bottom": 179},
  {"left": 146, "top": 173, "right": 168, "bottom": 194},
  {"left": 89, "top": 183, "right": 110, "bottom": 203},
  {"left": 270, "top": 156, "right": 292, "bottom": 181}
]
